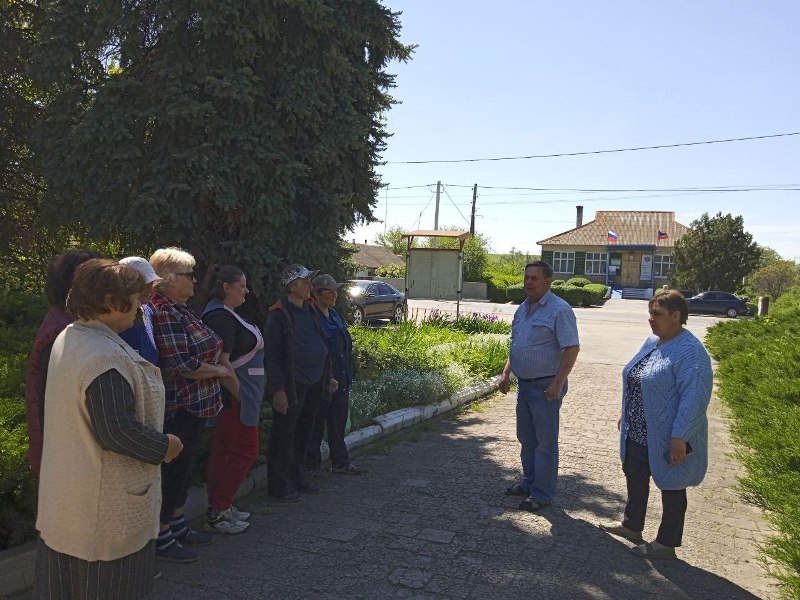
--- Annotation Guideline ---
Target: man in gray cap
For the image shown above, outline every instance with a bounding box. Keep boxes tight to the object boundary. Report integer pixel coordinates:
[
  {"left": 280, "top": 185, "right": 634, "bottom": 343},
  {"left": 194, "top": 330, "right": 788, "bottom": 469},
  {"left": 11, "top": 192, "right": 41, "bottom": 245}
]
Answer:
[
  {"left": 264, "top": 264, "right": 336, "bottom": 501},
  {"left": 119, "top": 256, "right": 163, "bottom": 366}
]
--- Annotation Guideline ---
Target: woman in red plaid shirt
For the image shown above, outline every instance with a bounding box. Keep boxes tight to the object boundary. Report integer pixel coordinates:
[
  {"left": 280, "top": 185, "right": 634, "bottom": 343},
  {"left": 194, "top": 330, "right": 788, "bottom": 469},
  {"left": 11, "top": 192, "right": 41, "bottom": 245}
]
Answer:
[{"left": 148, "top": 247, "right": 235, "bottom": 564}]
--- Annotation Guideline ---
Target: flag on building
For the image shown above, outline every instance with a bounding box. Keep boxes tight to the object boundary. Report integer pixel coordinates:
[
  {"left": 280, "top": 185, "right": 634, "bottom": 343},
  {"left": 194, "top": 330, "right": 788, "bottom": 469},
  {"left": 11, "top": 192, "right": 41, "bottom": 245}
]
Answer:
[
  {"left": 657, "top": 230, "right": 669, "bottom": 240},
  {"left": 607, "top": 230, "right": 619, "bottom": 243}
]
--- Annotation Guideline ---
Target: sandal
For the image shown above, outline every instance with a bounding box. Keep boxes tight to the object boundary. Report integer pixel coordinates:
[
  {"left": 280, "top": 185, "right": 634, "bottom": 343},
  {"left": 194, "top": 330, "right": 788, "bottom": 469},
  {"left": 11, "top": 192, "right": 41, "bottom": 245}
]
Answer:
[
  {"left": 505, "top": 485, "right": 529, "bottom": 497},
  {"left": 629, "top": 542, "right": 677, "bottom": 560},
  {"left": 517, "top": 499, "right": 550, "bottom": 512}
]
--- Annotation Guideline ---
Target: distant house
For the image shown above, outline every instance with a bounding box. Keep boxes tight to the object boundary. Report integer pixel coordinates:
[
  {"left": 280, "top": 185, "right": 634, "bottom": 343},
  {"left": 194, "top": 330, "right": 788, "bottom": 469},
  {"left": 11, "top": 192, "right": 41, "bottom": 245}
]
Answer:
[
  {"left": 349, "top": 243, "right": 405, "bottom": 278},
  {"left": 537, "top": 208, "right": 689, "bottom": 289}
]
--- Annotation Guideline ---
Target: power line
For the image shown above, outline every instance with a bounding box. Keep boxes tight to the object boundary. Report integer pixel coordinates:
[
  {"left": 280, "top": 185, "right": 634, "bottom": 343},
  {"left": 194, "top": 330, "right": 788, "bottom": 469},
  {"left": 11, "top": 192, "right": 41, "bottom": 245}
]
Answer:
[
  {"left": 441, "top": 185, "right": 471, "bottom": 227},
  {"left": 386, "top": 132, "right": 800, "bottom": 165}
]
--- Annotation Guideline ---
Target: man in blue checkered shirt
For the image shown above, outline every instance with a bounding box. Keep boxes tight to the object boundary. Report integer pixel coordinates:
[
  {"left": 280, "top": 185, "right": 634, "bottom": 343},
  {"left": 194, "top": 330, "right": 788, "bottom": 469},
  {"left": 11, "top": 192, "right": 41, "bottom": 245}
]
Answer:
[{"left": 499, "top": 261, "right": 580, "bottom": 512}]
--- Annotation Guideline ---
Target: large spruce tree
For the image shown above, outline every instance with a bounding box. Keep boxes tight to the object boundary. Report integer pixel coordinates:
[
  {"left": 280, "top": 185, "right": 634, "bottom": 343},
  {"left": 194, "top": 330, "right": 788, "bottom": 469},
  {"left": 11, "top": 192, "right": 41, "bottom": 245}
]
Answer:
[{"left": 31, "top": 0, "right": 411, "bottom": 308}]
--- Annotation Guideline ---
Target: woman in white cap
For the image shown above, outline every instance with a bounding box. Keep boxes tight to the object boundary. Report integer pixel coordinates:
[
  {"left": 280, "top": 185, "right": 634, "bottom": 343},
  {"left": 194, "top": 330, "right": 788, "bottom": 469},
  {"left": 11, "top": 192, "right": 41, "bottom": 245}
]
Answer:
[{"left": 119, "top": 256, "right": 163, "bottom": 366}]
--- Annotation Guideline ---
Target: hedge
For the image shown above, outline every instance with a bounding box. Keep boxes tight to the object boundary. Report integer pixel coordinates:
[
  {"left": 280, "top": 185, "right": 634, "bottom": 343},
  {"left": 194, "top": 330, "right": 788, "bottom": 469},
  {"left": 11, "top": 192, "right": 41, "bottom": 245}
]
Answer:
[{"left": 484, "top": 271, "right": 522, "bottom": 303}]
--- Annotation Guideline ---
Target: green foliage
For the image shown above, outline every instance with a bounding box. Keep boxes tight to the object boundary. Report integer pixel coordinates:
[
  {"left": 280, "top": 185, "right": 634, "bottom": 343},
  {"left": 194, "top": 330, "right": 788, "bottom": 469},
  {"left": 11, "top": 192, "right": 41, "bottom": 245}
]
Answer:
[
  {"left": 549, "top": 283, "right": 608, "bottom": 307},
  {"left": 373, "top": 225, "right": 411, "bottom": 256},
  {"left": 420, "top": 310, "right": 511, "bottom": 335},
  {"left": 487, "top": 248, "right": 539, "bottom": 276},
  {"left": 670, "top": 212, "right": 762, "bottom": 292},
  {"left": 375, "top": 262, "right": 405, "bottom": 278},
  {"left": 566, "top": 277, "right": 591, "bottom": 288},
  {"left": 31, "top": 1, "right": 413, "bottom": 312},
  {"left": 705, "top": 295, "right": 800, "bottom": 596},
  {"left": 506, "top": 283, "right": 525, "bottom": 303},
  {"left": 348, "top": 321, "right": 510, "bottom": 429},
  {"left": 485, "top": 271, "right": 522, "bottom": 303},
  {"left": 551, "top": 279, "right": 565, "bottom": 286},
  {"left": 748, "top": 260, "right": 799, "bottom": 300}
]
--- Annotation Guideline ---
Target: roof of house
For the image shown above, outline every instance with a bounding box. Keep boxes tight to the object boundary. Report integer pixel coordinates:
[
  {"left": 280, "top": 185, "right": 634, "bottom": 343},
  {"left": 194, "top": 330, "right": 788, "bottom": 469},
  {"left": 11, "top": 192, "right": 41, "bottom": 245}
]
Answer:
[
  {"left": 350, "top": 243, "right": 405, "bottom": 268},
  {"left": 537, "top": 211, "right": 690, "bottom": 248}
]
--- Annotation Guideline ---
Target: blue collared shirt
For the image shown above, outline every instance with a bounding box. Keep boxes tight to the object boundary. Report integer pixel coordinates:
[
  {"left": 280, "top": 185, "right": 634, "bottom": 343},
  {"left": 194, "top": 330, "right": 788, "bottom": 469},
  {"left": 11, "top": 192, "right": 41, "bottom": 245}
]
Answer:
[{"left": 509, "top": 290, "right": 579, "bottom": 379}]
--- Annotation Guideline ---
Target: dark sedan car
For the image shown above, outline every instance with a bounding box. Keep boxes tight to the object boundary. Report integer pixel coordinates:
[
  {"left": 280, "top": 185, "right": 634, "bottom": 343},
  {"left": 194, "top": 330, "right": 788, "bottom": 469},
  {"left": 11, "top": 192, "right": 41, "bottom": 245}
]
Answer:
[
  {"left": 346, "top": 280, "right": 407, "bottom": 325},
  {"left": 686, "top": 291, "right": 749, "bottom": 318}
]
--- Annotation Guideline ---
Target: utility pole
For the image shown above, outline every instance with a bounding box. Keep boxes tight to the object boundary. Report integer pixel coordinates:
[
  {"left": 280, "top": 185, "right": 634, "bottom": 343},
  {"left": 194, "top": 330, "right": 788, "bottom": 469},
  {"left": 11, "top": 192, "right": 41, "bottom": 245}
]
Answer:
[
  {"left": 469, "top": 183, "right": 477, "bottom": 235},
  {"left": 432, "top": 180, "right": 441, "bottom": 247}
]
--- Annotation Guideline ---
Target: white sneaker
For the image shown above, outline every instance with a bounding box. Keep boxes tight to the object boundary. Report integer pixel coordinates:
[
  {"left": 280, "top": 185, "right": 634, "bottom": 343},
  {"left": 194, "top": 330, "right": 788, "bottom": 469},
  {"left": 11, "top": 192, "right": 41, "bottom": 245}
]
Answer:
[
  {"left": 230, "top": 505, "right": 251, "bottom": 521},
  {"left": 205, "top": 507, "right": 249, "bottom": 534}
]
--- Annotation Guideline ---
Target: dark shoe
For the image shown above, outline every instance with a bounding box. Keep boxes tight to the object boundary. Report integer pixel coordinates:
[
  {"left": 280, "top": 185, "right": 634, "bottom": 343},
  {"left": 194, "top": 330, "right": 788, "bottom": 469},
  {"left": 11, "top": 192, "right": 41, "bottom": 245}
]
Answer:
[
  {"left": 517, "top": 499, "right": 550, "bottom": 512},
  {"left": 297, "top": 481, "right": 321, "bottom": 494},
  {"left": 630, "top": 542, "right": 677, "bottom": 560},
  {"left": 505, "top": 484, "right": 529, "bottom": 497},
  {"left": 156, "top": 541, "right": 198, "bottom": 564},
  {"left": 331, "top": 463, "right": 361, "bottom": 475},
  {"left": 174, "top": 528, "right": 213, "bottom": 546},
  {"left": 269, "top": 491, "right": 302, "bottom": 503},
  {"left": 599, "top": 523, "right": 644, "bottom": 543}
]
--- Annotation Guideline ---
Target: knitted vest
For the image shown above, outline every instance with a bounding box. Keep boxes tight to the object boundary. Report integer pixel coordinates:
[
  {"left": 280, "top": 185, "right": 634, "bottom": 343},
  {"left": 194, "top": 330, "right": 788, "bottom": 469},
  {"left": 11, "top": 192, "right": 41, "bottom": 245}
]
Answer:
[
  {"left": 25, "top": 306, "right": 73, "bottom": 473},
  {"left": 37, "top": 320, "right": 166, "bottom": 561}
]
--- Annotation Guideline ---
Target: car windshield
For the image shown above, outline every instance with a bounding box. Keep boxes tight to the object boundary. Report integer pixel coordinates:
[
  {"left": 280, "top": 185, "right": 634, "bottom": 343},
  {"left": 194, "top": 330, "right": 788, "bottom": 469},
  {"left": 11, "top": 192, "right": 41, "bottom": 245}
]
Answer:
[{"left": 347, "top": 281, "right": 371, "bottom": 297}]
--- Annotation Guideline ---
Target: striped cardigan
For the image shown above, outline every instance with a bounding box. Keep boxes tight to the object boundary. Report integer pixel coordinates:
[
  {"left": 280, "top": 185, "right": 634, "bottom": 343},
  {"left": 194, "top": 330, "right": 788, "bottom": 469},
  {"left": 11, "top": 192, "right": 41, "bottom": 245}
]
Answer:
[{"left": 619, "top": 330, "right": 713, "bottom": 490}]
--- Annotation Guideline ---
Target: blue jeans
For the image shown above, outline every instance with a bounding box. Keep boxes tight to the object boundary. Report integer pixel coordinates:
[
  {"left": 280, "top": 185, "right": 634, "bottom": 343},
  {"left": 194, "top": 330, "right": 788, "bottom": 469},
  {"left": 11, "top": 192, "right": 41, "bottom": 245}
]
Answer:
[{"left": 515, "top": 377, "right": 567, "bottom": 504}]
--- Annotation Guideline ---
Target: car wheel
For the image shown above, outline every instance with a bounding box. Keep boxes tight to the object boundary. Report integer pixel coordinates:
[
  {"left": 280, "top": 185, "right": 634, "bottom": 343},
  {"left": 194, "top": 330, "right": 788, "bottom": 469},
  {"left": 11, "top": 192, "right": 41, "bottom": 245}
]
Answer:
[
  {"left": 351, "top": 306, "right": 364, "bottom": 325},
  {"left": 391, "top": 304, "right": 405, "bottom": 323},
  {"left": 725, "top": 307, "right": 738, "bottom": 318}
]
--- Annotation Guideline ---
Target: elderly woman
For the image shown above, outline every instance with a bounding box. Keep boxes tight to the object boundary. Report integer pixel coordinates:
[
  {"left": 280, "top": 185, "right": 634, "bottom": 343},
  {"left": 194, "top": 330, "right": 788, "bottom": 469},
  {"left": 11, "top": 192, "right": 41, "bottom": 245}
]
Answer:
[
  {"left": 265, "top": 264, "right": 335, "bottom": 502},
  {"left": 600, "top": 290, "right": 713, "bottom": 559},
  {"left": 33, "top": 259, "right": 182, "bottom": 600},
  {"left": 119, "top": 256, "right": 163, "bottom": 366},
  {"left": 25, "top": 249, "right": 101, "bottom": 474},
  {"left": 202, "top": 265, "right": 265, "bottom": 533},
  {"left": 149, "top": 247, "right": 230, "bottom": 562},
  {"left": 307, "top": 274, "right": 359, "bottom": 475}
]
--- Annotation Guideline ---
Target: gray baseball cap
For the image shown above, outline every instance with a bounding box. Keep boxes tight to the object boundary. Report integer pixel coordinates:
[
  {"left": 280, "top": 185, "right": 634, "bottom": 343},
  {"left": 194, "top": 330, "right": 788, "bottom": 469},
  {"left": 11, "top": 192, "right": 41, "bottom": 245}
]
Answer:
[
  {"left": 281, "top": 264, "right": 319, "bottom": 287},
  {"left": 311, "top": 273, "right": 344, "bottom": 291}
]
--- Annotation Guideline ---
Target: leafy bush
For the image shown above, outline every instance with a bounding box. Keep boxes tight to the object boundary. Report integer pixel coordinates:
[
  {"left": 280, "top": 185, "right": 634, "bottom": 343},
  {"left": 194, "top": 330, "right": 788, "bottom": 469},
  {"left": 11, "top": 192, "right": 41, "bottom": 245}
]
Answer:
[
  {"left": 505, "top": 283, "right": 525, "bottom": 303},
  {"left": 420, "top": 310, "right": 511, "bottom": 335},
  {"left": 484, "top": 271, "right": 522, "bottom": 303},
  {"left": 582, "top": 283, "right": 609, "bottom": 306},
  {"left": 566, "top": 277, "right": 591, "bottom": 288},
  {"left": 375, "top": 263, "right": 405, "bottom": 278},
  {"left": 550, "top": 284, "right": 583, "bottom": 306},
  {"left": 706, "top": 298, "right": 800, "bottom": 596},
  {"left": 549, "top": 283, "right": 607, "bottom": 307},
  {"left": 551, "top": 280, "right": 565, "bottom": 286}
]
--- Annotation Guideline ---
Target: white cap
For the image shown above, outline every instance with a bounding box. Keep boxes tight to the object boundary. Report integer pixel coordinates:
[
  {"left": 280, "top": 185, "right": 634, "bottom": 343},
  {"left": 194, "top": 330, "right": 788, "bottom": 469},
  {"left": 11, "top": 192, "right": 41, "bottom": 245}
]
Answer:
[{"left": 119, "top": 256, "right": 162, "bottom": 283}]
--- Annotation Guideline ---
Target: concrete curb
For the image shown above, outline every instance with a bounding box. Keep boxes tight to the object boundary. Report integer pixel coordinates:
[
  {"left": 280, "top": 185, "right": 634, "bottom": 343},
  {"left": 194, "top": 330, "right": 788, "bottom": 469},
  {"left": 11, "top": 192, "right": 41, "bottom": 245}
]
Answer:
[{"left": 0, "top": 376, "right": 500, "bottom": 597}]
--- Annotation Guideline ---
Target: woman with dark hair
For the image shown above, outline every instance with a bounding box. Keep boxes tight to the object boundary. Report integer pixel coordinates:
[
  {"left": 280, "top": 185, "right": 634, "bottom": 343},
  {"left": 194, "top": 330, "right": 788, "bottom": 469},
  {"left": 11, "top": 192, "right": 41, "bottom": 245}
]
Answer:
[
  {"left": 34, "top": 259, "right": 183, "bottom": 600},
  {"left": 25, "top": 249, "right": 101, "bottom": 473},
  {"left": 308, "top": 274, "right": 359, "bottom": 475},
  {"left": 600, "top": 290, "right": 713, "bottom": 560},
  {"left": 201, "top": 265, "right": 265, "bottom": 533}
]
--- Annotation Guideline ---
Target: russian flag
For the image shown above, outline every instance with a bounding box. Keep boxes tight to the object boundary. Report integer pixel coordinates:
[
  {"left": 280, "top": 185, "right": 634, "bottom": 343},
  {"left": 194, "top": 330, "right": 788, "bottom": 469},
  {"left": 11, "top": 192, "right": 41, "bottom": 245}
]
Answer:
[
  {"left": 657, "top": 230, "right": 669, "bottom": 240},
  {"left": 607, "top": 230, "right": 619, "bottom": 243}
]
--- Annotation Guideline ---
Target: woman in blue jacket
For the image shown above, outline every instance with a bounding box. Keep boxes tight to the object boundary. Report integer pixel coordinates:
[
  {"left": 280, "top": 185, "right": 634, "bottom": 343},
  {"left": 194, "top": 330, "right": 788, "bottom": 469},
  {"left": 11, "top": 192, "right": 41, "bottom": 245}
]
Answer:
[{"left": 601, "top": 290, "right": 713, "bottom": 560}]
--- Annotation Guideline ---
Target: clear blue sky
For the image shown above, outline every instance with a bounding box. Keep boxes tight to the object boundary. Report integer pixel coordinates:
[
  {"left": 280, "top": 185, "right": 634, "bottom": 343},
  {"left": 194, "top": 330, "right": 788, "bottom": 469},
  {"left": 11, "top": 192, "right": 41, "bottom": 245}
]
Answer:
[{"left": 350, "top": 1, "right": 800, "bottom": 260}]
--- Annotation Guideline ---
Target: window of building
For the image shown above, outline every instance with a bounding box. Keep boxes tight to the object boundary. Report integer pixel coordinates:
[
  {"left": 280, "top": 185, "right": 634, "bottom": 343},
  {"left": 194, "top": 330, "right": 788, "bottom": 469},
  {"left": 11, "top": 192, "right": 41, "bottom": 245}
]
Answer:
[
  {"left": 653, "top": 254, "right": 675, "bottom": 278},
  {"left": 553, "top": 251, "right": 575, "bottom": 274},
  {"left": 585, "top": 252, "right": 607, "bottom": 275}
]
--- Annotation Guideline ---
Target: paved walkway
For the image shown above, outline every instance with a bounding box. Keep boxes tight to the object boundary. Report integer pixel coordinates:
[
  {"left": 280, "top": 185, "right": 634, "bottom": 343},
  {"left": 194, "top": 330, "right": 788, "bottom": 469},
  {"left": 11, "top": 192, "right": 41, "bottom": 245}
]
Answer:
[{"left": 150, "top": 299, "right": 777, "bottom": 599}]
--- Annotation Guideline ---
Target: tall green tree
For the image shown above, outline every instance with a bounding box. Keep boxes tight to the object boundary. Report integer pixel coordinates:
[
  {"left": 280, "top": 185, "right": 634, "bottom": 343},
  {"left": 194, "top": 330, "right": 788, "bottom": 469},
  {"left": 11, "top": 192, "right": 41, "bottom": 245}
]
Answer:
[
  {"left": 31, "top": 0, "right": 412, "bottom": 309},
  {"left": 373, "top": 224, "right": 410, "bottom": 256},
  {"left": 670, "top": 212, "right": 761, "bottom": 292},
  {"left": 749, "top": 260, "right": 799, "bottom": 300}
]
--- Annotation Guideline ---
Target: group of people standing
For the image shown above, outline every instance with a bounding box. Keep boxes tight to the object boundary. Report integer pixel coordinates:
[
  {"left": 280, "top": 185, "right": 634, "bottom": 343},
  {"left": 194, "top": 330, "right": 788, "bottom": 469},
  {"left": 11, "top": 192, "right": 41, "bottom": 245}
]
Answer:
[
  {"left": 25, "top": 249, "right": 358, "bottom": 599},
  {"left": 500, "top": 261, "right": 713, "bottom": 561}
]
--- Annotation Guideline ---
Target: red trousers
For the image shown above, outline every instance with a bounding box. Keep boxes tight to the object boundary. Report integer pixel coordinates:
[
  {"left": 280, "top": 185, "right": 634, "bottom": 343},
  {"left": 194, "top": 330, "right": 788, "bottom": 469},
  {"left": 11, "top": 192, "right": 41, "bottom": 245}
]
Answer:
[{"left": 206, "top": 398, "right": 260, "bottom": 510}]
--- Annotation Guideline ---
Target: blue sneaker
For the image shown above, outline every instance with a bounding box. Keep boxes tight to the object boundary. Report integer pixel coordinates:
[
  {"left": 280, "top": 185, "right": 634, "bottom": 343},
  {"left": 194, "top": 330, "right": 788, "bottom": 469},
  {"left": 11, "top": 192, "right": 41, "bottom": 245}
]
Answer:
[
  {"left": 155, "top": 540, "right": 198, "bottom": 564},
  {"left": 172, "top": 526, "right": 213, "bottom": 546}
]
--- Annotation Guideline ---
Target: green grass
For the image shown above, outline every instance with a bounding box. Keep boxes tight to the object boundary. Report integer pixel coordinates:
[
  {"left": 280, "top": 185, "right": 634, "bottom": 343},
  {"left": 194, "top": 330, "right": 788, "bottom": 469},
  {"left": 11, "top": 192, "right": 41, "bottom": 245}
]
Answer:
[{"left": 705, "top": 285, "right": 800, "bottom": 598}]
